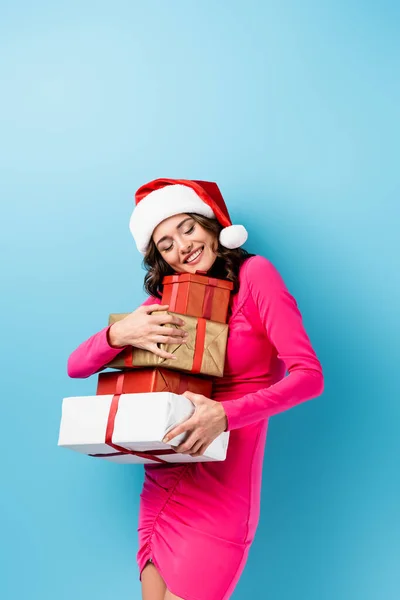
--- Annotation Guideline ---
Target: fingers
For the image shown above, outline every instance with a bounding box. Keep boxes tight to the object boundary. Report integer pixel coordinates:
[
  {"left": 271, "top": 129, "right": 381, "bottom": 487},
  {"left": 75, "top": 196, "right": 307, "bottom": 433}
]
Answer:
[
  {"left": 151, "top": 312, "right": 186, "bottom": 327},
  {"left": 175, "top": 433, "right": 199, "bottom": 454},
  {"left": 152, "top": 335, "right": 187, "bottom": 345},
  {"left": 183, "top": 390, "right": 203, "bottom": 399},
  {"left": 189, "top": 440, "right": 203, "bottom": 455},
  {"left": 163, "top": 421, "right": 192, "bottom": 443},
  {"left": 162, "top": 424, "right": 206, "bottom": 457},
  {"left": 148, "top": 343, "right": 178, "bottom": 360},
  {"left": 190, "top": 443, "right": 207, "bottom": 457},
  {"left": 142, "top": 303, "right": 170, "bottom": 314},
  {"left": 154, "top": 325, "right": 188, "bottom": 339},
  {"left": 183, "top": 391, "right": 207, "bottom": 403}
]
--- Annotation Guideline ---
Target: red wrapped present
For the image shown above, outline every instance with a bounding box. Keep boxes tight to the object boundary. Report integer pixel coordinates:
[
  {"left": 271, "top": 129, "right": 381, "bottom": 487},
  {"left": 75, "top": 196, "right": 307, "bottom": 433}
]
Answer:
[
  {"left": 97, "top": 367, "right": 213, "bottom": 397},
  {"left": 161, "top": 273, "right": 234, "bottom": 323},
  {"left": 58, "top": 391, "right": 229, "bottom": 464}
]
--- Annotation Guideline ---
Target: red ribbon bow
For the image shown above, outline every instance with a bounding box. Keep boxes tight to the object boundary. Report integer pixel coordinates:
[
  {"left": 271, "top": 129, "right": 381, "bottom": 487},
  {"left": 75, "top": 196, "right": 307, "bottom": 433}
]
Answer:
[{"left": 89, "top": 373, "right": 178, "bottom": 464}]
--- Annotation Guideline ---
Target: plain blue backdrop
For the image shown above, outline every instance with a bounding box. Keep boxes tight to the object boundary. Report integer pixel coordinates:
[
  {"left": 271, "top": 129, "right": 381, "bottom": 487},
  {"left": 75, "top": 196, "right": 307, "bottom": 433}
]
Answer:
[{"left": 1, "top": 1, "right": 399, "bottom": 599}]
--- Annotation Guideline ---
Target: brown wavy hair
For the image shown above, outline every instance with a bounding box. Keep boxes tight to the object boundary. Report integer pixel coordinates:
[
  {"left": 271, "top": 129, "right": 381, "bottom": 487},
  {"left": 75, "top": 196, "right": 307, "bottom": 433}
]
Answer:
[{"left": 143, "top": 213, "right": 255, "bottom": 299}]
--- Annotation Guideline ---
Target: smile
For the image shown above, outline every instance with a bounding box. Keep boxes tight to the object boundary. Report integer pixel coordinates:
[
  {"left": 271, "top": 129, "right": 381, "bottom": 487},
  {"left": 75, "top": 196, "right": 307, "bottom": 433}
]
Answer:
[{"left": 184, "top": 246, "right": 204, "bottom": 264}]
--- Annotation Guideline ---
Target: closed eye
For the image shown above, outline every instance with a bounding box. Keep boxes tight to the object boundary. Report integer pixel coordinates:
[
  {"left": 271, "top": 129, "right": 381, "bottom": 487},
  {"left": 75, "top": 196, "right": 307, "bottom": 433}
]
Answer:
[{"left": 161, "top": 223, "right": 195, "bottom": 252}]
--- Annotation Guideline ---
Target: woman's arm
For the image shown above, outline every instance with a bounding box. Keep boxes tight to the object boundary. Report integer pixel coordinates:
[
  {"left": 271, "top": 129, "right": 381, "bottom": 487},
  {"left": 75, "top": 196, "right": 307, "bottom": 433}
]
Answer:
[
  {"left": 220, "top": 256, "right": 324, "bottom": 430},
  {"left": 66, "top": 296, "right": 161, "bottom": 379}
]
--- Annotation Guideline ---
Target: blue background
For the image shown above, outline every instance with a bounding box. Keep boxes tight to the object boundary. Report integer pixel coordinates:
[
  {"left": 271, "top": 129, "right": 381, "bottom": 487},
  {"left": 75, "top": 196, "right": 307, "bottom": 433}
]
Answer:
[{"left": 1, "top": 1, "right": 399, "bottom": 599}]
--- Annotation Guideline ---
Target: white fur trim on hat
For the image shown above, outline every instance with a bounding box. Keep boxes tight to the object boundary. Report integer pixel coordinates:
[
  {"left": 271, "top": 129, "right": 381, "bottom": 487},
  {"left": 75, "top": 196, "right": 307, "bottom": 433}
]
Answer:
[
  {"left": 219, "top": 224, "right": 248, "bottom": 249},
  {"left": 130, "top": 184, "right": 216, "bottom": 253}
]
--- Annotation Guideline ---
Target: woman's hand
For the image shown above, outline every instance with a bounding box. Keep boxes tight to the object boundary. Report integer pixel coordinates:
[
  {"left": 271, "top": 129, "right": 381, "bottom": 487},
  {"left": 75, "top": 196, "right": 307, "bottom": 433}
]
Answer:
[
  {"left": 108, "top": 304, "right": 188, "bottom": 360},
  {"left": 162, "top": 391, "right": 228, "bottom": 457}
]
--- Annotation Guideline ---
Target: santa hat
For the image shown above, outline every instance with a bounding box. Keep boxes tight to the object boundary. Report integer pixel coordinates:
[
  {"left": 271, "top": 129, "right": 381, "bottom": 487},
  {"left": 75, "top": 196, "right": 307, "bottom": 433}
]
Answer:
[{"left": 129, "top": 178, "right": 248, "bottom": 254}]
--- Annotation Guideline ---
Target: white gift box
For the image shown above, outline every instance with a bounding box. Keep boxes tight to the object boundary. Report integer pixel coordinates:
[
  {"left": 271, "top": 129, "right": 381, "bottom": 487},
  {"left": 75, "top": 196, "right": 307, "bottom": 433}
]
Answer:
[{"left": 58, "top": 392, "right": 230, "bottom": 464}]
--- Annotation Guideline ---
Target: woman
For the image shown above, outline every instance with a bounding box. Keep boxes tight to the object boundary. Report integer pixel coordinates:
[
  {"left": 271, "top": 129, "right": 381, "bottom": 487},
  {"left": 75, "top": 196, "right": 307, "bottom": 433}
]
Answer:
[{"left": 67, "top": 178, "right": 324, "bottom": 600}]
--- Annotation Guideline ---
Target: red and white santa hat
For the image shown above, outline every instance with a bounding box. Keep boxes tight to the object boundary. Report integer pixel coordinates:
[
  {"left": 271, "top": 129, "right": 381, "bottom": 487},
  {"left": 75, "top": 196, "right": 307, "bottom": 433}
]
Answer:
[{"left": 129, "top": 178, "right": 248, "bottom": 254}]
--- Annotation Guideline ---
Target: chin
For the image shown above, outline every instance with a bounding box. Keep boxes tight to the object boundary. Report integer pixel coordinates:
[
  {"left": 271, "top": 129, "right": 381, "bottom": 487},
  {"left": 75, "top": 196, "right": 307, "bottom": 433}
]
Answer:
[
  {"left": 187, "top": 262, "right": 209, "bottom": 273},
  {"left": 189, "top": 257, "right": 216, "bottom": 273}
]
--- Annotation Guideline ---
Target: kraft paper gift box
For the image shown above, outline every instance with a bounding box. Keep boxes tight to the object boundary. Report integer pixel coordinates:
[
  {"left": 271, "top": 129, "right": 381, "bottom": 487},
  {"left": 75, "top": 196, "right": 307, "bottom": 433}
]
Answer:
[
  {"left": 161, "top": 273, "right": 234, "bottom": 323},
  {"left": 97, "top": 368, "right": 213, "bottom": 398},
  {"left": 58, "top": 392, "right": 230, "bottom": 464},
  {"left": 105, "top": 311, "right": 228, "bottom": 378}
]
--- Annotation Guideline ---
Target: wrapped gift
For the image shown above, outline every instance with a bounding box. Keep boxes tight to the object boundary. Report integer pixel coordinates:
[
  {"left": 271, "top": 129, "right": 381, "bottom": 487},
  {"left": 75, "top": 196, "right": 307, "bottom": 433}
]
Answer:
[
  {"left": 58, "top": 392, "right": 229, "bottom": 464},
  {"left": 97, "top": 368, "right": 213, "bottom": 397},
  {"left": 105, "top": 311, "right": 228, "bottom": 377},
  {"left": 162, "top": 273, "right": 234, "bottom": 323}
]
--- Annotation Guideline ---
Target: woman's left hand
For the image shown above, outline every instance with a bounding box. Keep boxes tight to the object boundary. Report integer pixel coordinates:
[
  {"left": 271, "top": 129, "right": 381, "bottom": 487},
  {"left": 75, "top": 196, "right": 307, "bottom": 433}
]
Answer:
[{"left": 162, "top": 391, "right": 228, "bottom": 457}]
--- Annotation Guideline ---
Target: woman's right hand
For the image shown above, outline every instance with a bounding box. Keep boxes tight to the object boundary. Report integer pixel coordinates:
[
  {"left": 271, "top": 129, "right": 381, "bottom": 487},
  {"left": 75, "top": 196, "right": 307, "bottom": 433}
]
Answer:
[{"left": 107, "top": 304, "right": 188, "bottom": 360}]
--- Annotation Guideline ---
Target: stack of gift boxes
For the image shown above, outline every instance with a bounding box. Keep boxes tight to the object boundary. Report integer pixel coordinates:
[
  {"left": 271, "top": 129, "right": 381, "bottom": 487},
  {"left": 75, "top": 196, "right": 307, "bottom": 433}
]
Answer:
[{"left": 58, "top": 272, "right": 233, "bottom": 464}]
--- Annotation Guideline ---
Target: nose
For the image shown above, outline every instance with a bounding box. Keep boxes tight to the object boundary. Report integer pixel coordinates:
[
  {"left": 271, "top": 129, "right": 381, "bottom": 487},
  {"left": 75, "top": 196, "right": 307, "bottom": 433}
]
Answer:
[{"left": 178, "top": 239, "right": 193, "bottom": 254}]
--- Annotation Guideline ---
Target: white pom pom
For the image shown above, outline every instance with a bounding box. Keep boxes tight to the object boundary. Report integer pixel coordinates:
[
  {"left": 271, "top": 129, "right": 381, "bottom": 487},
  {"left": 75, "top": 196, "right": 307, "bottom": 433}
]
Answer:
[{"left": 219, "top": 224, "right": 248, "bottom": 249}]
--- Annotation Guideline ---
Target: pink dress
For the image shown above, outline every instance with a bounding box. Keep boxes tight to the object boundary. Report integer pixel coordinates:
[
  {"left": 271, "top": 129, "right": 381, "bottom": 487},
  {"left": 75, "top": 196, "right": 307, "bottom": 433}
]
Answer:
[{"left": 67, "top": 255, "right": 324, "bottom": 600}]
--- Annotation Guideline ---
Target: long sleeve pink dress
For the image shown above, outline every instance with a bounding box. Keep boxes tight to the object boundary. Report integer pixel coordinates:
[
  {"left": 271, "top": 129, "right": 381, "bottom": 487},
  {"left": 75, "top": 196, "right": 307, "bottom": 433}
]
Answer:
[{"left": 67, "top": 255, "right": 324, "bottom": 600}]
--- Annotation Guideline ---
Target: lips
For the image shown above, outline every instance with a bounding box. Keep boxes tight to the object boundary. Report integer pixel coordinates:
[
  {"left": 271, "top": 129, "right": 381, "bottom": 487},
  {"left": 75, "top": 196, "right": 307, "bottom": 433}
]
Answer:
[{"left": 184, "top": 246, "right": 204, "bottom": 263}]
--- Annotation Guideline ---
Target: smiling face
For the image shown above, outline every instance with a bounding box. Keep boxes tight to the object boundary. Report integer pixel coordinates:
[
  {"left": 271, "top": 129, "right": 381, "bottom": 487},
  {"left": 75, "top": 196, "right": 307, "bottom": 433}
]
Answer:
[{"left": 152, "top": 213, "right": 219, "bottom": 273}]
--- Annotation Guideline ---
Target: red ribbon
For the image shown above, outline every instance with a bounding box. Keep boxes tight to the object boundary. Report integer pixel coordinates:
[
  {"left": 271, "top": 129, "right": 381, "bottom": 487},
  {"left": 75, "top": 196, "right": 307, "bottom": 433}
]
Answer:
[
  {"left": 192, "top": 318, "right": 206, "bottom": 373},
  {"left": 123, "top": 347, "right": 133, "bottom": 367},
  {"left": 166, "top": 274, "right": 220, "bottom": 319},
  {"left": 88, "top": 373, "right": 177, "bottom": 464},
  {"left": 169, "top": 277, "right": 180, "bottom": 312},
  {"left": 202, "top": 286, "right": 214, "bottom": 320}
]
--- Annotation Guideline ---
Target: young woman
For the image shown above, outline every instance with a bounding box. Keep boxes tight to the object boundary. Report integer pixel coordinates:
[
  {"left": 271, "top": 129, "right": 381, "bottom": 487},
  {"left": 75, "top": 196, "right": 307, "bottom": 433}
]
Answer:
[{"left": 67, "top": 178, "right": 324, "bottom": 600}]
